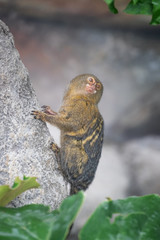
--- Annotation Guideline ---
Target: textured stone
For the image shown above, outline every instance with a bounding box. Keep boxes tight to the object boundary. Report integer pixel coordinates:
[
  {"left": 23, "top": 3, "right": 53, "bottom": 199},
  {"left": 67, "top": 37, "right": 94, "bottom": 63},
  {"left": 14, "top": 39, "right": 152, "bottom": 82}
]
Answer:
[{"left": 0, "top": 20, "right": 69, "bottom": 209}]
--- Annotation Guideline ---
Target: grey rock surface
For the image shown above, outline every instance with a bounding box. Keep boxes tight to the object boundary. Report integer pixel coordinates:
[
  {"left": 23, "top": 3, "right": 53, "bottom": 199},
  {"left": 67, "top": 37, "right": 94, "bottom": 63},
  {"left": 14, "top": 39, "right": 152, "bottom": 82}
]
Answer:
[{"left": 0, "top": 20, "right": 69, "bottom": 209}]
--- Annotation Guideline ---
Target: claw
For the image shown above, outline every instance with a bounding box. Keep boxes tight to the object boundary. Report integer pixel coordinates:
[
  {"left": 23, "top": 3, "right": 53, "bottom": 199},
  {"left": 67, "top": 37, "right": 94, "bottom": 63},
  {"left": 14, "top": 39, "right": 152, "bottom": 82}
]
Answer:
[
  {"left": 31, "top": 110, "right": 36, "bottom": 115},
  {"left": 31, "top": 110, "right": 43, "bottom": 120},
  {"left": 31, "top": 110, "right": 39, "bottom": 115}
]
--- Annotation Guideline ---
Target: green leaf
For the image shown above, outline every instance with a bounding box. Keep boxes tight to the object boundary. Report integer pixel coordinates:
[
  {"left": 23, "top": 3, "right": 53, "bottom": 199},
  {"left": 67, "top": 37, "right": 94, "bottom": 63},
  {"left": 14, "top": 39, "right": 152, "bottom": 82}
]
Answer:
[
  {"left": 150, "top": 0, "right": 160, "bottom": 24},
  {"left": 0, "top": 191, "right": 84, "bottom": 240},
  {"left": 124, "top": 0, "right": 153, "bottom": 15},
  {"left": 79, "top": 194, "right": 160, "bottom": 240},
  {"left": 103, "top": 0, "right": 160, "bottom": 25},
  {"left": 0, "top": 177, "right": 40, "bottom": 207},
  {"left": 0, "top": 204, "right": 54, "bottom": 240},
  {"left": 104, "top": 0, "right": 118, "bottom": 14},
  {"left": 133, "top": 0, "right": 139, "bottom": 4},
  {"left": 51, "top": 191, "right": 84, "bottom": 240}
]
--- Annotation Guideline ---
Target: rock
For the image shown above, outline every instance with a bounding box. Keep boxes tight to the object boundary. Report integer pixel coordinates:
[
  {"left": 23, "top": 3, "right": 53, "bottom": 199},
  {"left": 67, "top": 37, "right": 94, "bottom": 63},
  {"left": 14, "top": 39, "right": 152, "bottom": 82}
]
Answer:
[
  {"left": 122, "top": 137, "right": 160, "bottom": 196},
  {"left": 0, "top": 20, "right": 69, "bottom": 209}
]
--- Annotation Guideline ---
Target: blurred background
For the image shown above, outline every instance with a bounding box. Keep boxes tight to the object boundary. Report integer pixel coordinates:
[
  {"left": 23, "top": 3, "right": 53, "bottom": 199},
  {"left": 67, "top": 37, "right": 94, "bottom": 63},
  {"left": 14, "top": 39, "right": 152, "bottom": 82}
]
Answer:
[{"left": 1, "top": 0, "right": 160, "bottom": 239}]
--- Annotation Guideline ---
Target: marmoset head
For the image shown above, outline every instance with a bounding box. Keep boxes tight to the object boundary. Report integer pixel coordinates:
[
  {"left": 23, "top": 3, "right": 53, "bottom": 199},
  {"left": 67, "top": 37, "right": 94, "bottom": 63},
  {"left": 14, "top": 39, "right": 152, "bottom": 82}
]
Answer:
[{"left": 64, "top": 74, "right": 103, "bottom": 104}]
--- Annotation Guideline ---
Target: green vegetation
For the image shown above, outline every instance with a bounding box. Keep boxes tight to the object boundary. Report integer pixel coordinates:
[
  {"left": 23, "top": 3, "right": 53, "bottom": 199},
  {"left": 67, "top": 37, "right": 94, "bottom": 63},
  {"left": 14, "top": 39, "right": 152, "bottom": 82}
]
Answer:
[
  {"left": 0, "top": 176, "right": 39, "bottom": 207},
  {"left": 0, "top": 178, "right": 160, "bottom": 240},
  {"left": 0, "top": 190, "right": 84, "bottom": 240},
  {"left": 79, "top": 194, "right": 160, "bottom": 240},
  {"left": 104, "top": 0, "right": 160, "bottom": 24}
]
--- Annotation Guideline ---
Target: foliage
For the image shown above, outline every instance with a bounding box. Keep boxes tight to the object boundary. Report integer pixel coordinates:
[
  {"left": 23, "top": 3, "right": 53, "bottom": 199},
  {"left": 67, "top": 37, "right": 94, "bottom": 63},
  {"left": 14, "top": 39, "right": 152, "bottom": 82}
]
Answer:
[
  {"left": 0, "top": 191, "right": 84, "bottom": 240},
  {"left": 79, "top": 194, "right": 160, "bottom": 240},
  {"left": 104, "top": 0, "right": 160, "bottom": 25},
  {"left": 0, "top": 178, "right": 160, "bottom": 240},
  {"left": 0, "top": 176, "right": 40, "bottom": 207}
]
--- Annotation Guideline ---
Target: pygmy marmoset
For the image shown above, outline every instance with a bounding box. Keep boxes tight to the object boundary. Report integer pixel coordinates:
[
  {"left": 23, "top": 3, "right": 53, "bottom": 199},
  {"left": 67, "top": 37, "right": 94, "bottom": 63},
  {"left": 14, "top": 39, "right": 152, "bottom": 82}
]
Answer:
[{"left": 32, "top": 74, "right": 104, "bottom": 194}]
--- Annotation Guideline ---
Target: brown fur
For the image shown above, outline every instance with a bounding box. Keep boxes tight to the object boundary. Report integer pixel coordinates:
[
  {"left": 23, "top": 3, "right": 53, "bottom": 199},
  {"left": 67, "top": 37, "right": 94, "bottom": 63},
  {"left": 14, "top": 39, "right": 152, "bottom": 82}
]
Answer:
[{"left": 32, "top": 74, "right": 104, "bottom": 194}]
